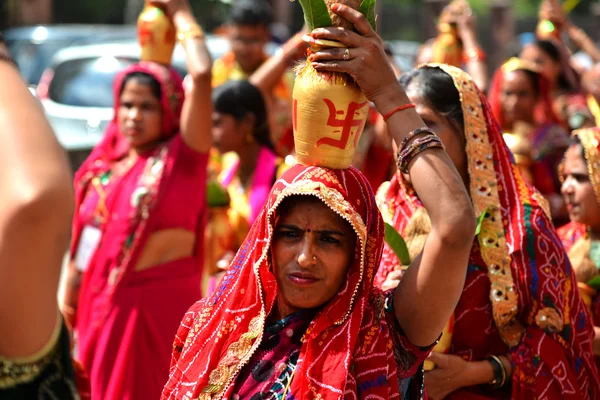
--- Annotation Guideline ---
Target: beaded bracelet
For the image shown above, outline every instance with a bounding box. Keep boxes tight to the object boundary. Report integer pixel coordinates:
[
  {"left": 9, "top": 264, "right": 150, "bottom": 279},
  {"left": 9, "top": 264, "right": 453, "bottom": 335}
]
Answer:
[
  {"left": 397, "top": 135, "right": 444, "bottom": 174},
  {"left": 177, "top": 24, "right": 205, "bottom": 42}
]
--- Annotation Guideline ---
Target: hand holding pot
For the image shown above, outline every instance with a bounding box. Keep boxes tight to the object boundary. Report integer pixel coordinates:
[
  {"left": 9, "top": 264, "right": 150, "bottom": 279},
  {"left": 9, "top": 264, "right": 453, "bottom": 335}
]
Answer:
[{"left": 307, "top": 4, "right": 400, "bottom": 106}]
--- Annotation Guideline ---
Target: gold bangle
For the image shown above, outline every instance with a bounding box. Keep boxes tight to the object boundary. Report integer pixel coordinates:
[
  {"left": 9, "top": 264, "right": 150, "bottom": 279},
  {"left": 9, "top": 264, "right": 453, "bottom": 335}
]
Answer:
[{"left": 177, "top": 24, "right": 205, "bottom": 42}]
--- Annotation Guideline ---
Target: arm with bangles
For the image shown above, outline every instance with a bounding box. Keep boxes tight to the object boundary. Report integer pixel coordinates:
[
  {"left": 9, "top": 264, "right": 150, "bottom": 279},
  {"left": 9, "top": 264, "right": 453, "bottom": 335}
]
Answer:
[
  {"left": 541, "top": 0, "right": 600, "bottom": 64},
  {"left": 151, "top": 0, "right": 213, "bottom": 154},
  {"left": 308, "top": 4, "right": 476, "bottom": 348},
  {"left": 0, "top": 49, "right": 74, "bottom": 357}
]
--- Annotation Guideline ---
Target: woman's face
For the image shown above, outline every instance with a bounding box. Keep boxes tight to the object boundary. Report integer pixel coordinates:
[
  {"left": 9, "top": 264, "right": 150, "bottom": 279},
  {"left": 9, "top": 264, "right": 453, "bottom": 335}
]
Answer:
[
  {"left": 211, "top": 112, "right": 252, "bottom": 154},
  {"left": 271, "top": 196, "right": 357, "bottom": 317},
  {"left": 406, "top": 83, "right": 468, "bottom": 183},
  {"left": 561, "top": 145, "right": 600, "bottom": 228},
  {"left": 500, "top": 70, "right": 538, "bottom": 128},
  {"left": 520, "top": 44, "right": 561, "bottom": 86},
  {"left": 118, "top": 79, "right": 163, "bottom": 150}
]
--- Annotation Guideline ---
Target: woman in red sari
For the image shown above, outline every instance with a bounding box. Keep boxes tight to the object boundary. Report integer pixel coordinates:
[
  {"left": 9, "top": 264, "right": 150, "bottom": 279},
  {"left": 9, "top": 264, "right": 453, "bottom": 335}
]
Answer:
[
  {"left": 519, "top": 39, "right": 593, "bottom": 130},
  {"left": 60, "top": 0, "right": 213, "bottom": 398},
  {"left": 163, "top": 6, "right": 477, "bottom": 399},
  {"left": 557, "top": 127, "right": 600, "bottom": 369},
  {"left": 488, "top": 57, "right": 570, "bottom": 223},
  {"left": 377, "top": 64, "right": 600, "bottom": 399}
]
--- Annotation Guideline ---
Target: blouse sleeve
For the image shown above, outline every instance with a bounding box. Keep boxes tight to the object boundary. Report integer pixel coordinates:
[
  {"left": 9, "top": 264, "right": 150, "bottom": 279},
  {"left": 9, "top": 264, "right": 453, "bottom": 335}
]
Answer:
[{"left": 0, "top": 316, "right": 83, "bottom": 399}]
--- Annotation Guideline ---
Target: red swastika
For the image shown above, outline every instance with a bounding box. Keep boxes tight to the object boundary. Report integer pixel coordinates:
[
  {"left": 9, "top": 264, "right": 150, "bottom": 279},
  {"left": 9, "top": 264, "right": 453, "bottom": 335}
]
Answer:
[
  {"left": 138, "top": 22, "right": 155, "bottom": 47},
  {"left": 317, "top": 99, "right": 369, "bottom": 150}
]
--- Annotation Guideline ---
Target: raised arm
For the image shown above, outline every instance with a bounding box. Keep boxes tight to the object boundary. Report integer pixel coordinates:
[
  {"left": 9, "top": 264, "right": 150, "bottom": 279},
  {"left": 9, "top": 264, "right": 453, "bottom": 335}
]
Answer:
[
  {"left": 0, "top": 54, "right": 74, "bottom": 357},
  {"left": 151, "top": 0, "right": 213, "bottom": 153},
  {"left": 308, "top": 5, "right": 476, "bottom": 347},
  {"left": 249, "top": 30, "right": 307, "bottom": 95}
]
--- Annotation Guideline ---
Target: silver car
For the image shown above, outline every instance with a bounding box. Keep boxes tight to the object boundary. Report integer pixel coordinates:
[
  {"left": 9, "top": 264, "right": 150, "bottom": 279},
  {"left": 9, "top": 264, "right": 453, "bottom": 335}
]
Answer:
[{"left": 40, "top": 37, "right": 231, "bottom": 171}]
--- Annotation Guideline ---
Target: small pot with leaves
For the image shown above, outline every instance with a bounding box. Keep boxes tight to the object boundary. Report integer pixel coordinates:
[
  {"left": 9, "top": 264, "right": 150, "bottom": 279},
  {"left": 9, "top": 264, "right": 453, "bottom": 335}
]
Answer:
[{"left": 291, "top": 0, "right": 376, "bottom": 169}]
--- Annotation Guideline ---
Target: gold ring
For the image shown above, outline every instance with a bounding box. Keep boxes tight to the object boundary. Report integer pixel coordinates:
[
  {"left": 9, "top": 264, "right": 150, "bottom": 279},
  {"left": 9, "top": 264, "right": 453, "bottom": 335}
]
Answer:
[{"left": 343, "top": 48, "right": 350, "bottom": 61}]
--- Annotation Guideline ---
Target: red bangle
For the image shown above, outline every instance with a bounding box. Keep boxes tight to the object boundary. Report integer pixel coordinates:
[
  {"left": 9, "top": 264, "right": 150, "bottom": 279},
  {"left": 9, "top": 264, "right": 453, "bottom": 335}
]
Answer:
[{"left": 383, "top": 104, "right": 416, "bottom": 122}]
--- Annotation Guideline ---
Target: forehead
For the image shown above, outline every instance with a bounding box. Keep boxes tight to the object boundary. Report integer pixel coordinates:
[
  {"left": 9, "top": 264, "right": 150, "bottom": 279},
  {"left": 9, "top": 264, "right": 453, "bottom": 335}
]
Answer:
[
  {"left": 121, "top": 79, "right": 157, "bottom": 97},
  {"left": 564, "top": 145, "right": 587, "bottom": 171},
  {"left": 276, "top": 196, "right": 349, "bottom": 228},
  {"left": 503, "top": 70, "right": 532, "bottom": 88},
  {"left": 229, "top": 24, "right": 268, "bottom": 37}
]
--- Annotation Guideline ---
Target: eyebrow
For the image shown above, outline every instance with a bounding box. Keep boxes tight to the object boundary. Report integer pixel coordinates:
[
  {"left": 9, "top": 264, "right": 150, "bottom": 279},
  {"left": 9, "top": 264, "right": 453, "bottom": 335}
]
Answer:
[{"left": 276, "top": 224, "right": 346, "bottom": 236}]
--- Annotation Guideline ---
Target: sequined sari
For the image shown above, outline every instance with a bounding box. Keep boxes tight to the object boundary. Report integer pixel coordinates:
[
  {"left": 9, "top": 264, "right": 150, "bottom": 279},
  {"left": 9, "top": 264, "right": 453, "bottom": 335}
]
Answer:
[
  {"left": 376, "top": 64, "right": 600, "bottom": 399},
  {"left": 163, "top": 165, "right": 433, "bottom": 400}
]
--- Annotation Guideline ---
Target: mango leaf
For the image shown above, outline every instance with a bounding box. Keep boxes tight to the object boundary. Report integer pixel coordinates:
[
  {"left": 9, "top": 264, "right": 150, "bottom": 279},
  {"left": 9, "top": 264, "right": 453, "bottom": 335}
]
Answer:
[
  {"left": 475, "top": 207, "right": 492, "bottom": 237},
  {"left": 359, "top": 0, "right": 377, "bottom": 31},
  {"left": 206, "top": 179, "right": 230, "bottom": 207},
  {"left": 384, "top": 222, "right": 411, "bottom": 266},
  {"left": 588, "top": 276, "right": 600, "bottom": 291},
  {"left": 297, "top": 0, "right": 333, "bottom": 31}
]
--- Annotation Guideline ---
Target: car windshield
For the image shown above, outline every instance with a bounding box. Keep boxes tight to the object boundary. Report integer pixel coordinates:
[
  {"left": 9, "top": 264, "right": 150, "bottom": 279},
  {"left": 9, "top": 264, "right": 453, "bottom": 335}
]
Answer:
[
  {"left": 49, "top": 56, "right": 138, "bottom": 108},
  {"left": 6, "top": 39, "right": 75, "bottom": 85}
]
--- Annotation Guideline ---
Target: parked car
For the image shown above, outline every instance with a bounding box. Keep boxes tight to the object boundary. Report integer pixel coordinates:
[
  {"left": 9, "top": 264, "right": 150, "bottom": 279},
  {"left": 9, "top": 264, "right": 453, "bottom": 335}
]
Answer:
[
  {"left": 39, "top": 36, "right": 231, "bottom": 171},
  {"left": 4, "top": 25, "right": 137, "bottom": 88},
  {"left": 386, "top": 40, "right": 420, "bottom": 72}
]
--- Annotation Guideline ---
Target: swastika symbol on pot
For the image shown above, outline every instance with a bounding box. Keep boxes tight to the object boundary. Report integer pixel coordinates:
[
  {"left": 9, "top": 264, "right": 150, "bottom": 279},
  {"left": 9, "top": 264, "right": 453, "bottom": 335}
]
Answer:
[{"left": 317, "top": 99, "right": 369, "bottom": 150}]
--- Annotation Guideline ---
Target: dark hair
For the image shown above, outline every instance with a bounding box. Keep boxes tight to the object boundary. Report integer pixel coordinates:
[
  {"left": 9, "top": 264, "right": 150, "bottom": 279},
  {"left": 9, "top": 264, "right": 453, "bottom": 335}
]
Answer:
[
  {"left": 229, "top": 0, "right": 273, "bottom": 28},
  {"left": 213, "top": 80, "right": 273, "bottom": 150},
  {"left": 516, "top": 68, "right": 541, "bottom": 97},
  {"left": 399, "top": 66, "right": 465, "bottom": 130},
  {"left": 531, "top": 39, "right": 575, "bottom": 92},
  {"left": 119, "top": 71, "right": 162, "bottom": 101}
]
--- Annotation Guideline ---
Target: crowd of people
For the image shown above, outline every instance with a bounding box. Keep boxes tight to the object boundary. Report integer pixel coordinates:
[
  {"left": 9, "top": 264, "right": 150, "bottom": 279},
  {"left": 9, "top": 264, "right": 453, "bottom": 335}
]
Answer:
[{"left": 2, "top": 0, "right": 600, "bottom": 399}]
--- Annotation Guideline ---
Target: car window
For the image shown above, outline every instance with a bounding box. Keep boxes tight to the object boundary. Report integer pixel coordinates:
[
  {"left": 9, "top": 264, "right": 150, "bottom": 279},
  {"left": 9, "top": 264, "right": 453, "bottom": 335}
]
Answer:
[
  {"left": 7, "top": 39, "right": 76, "bottom": 85},
  {"left": 49, "top": 56, "right": 138, "bottom": 108}
]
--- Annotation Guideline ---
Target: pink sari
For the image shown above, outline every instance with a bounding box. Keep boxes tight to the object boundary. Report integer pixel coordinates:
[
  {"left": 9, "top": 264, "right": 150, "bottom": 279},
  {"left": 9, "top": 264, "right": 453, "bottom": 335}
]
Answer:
[{"left": 71, "top": 62, "right": 208, "bottom": 399}]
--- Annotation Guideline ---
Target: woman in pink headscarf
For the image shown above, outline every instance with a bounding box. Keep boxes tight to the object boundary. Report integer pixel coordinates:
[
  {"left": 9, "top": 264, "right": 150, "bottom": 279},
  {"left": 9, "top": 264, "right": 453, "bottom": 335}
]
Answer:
[{"left": 59, "top": 0, "right": 212, "bottom": 398}]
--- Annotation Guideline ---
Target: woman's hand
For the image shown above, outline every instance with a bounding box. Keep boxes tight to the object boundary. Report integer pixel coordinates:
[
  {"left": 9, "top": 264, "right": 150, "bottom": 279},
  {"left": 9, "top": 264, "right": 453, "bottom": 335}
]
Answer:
[
  {"left": 425, "top": 353, "right": 472, "bottom": 400},
  {"left": 381, "top": 269, "right": 403, "bottom": 291},
  {"left": 307, "top": 4, "right": 399, "bottom": 105},
  {"left": 148, "top": 0, "right": 192, "bottom": 20}
]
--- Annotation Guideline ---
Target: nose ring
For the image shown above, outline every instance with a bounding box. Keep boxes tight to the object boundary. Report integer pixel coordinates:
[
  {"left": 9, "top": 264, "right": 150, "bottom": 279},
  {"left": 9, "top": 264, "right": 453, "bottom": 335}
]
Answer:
[{"left": 312, "top": 256, "right": 317, "bottom": 261}]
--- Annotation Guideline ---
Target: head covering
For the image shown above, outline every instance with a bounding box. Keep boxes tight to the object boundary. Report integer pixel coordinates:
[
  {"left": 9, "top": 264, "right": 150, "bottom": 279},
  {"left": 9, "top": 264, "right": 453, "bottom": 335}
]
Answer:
[
  {"left": 571, "top": 127, "right": 600, "bottom": 204},
  {"left": 163, "top": 164, "right": 411, "bottom": 400},
  {"left": 488, "top": 57, "right": 560, "bottom": 129},
  {"left": 557, "top": 128, "right": 600, "bottom": 283},
  {"left": 377, "top": 64, "right": 600, "bottom": 396}
]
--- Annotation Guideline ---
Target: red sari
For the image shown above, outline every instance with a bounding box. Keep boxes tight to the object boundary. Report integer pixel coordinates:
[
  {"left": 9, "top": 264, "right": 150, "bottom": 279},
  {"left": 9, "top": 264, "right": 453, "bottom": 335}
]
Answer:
[
  {"left": 376, "top": 64, "right": 600, "bottom": 399},
  {"left": 163, "top": 165, "right": 433, "bottom": 399},
  {"left": 71, "top": 62, "right": 208, "bottom": 399}
]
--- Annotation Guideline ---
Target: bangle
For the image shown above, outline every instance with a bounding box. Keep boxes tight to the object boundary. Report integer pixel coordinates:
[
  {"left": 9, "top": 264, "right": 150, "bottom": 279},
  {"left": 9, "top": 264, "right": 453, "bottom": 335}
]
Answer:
[
  {"left": 397, "top": 130, "right": 444, "bottom": 174},
  {"left": 486, "top": 355, "right": 507, "bottom": 390},
  {"left": 177, "top": 23, "right": 204, "bottom": 42},
  {"left": 463, "top": 47, "right": 487, "bottom": 63},
  {"left": 383, "top": 103, "right": 416, "bottom": 122},
  {"left": 399, "top": 127, "right": 434, "bottom": 151}
]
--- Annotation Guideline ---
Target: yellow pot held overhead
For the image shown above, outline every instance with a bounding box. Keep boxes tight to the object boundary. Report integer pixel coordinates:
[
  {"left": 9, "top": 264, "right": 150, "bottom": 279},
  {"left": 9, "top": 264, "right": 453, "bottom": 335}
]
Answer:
[
  {"left": 293, "top": 62, "right": 369, "bottom": 169},
  {"left": 137, "top": 2, "right": 176, "bottom": 65},
  {"left": 291, "top": 0, "right": 374, "bottom": 170}
]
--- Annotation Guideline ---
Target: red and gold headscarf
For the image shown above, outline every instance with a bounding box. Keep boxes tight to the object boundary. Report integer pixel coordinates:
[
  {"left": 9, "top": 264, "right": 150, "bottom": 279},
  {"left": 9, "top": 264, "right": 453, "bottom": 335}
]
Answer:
[{"left": 163, "top": 165, "right": 412, "bottom": 400}]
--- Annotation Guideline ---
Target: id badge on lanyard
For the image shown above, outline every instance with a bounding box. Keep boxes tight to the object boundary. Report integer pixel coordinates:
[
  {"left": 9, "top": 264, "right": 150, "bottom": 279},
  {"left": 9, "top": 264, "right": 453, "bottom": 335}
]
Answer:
[{"left": 75, "top": 225, "right": 102, "bottom": 272}]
